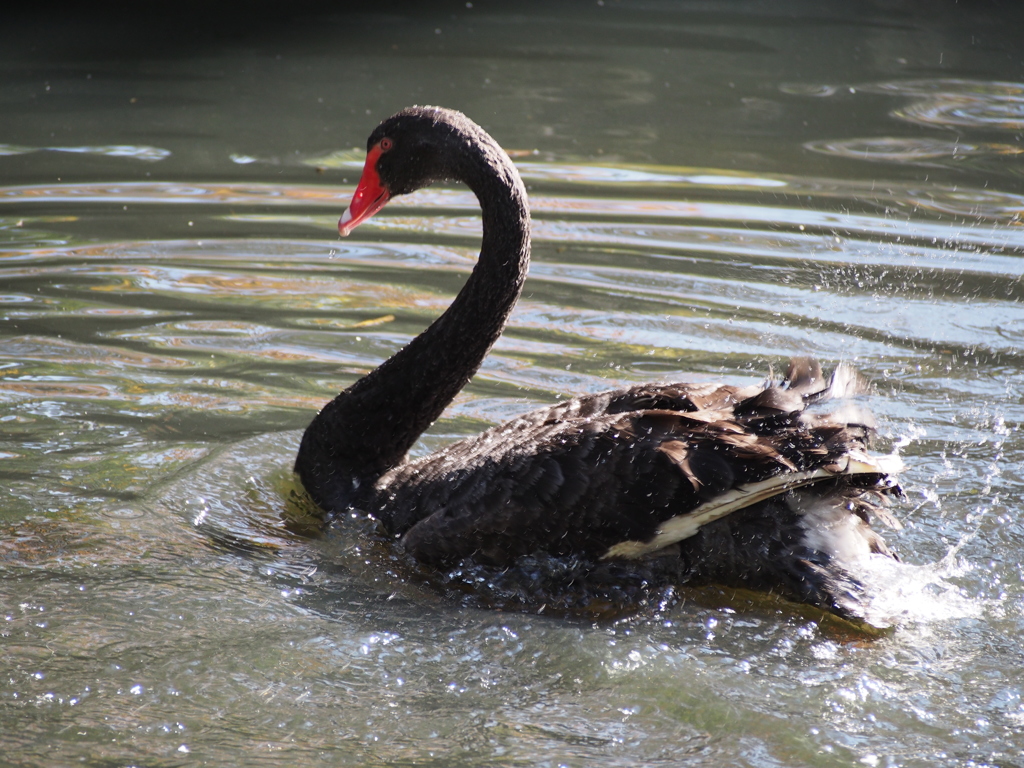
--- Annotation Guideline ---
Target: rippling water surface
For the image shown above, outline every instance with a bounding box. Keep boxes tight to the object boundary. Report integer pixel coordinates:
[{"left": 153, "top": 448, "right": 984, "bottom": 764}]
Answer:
[{"left": 2, "top": 3, "right": 1023, "bottom": 766}]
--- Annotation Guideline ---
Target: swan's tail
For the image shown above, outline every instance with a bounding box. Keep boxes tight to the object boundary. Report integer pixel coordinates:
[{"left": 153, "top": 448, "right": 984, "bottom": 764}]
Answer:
[
  {"left": 673, "top": 359, "right": 903, "bottom": 624},
  {"left": 602, "top": 358, "right": 904, "bottom": 624},
  {"left": 668, "top": 484, "right": 901, "bottom": 623}
]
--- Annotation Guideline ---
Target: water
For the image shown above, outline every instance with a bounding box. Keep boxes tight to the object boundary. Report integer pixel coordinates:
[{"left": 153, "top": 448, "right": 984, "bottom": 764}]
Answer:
[{"left": 2, "top": 3, "right": 1023, "bottom": 766}]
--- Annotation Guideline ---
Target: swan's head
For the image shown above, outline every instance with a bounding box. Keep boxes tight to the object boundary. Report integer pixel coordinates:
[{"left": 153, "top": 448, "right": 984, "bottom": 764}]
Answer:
[{"left": 339, "top": 106, "right": 491, "bottom": 236}]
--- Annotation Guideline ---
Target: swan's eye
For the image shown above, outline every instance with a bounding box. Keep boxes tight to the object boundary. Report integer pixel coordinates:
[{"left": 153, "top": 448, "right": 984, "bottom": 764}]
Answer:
[{"left": 379, "top": 137, "right": 394, "bottom": 151}]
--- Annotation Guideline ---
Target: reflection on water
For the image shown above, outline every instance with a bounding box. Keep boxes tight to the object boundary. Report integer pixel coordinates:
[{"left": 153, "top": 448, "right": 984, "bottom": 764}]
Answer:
[
  {"left": 863, "top": 79, "right": 1024, "bottom": 131},
  {"left": 0, "top": 144, "right": 171, "bottom": 161},
  {"left": 3, "top": 147, "right": 1022, "bottom": 762},
  {"left": 805, "top": 136, "right": 1024, "bottom": 163},
  {"left": 784, "top": 78, "right": 1024, "bottom": 132},
  {"left": 3, "top": 3, "right": 1024, "bottom": 767},
  {"left": 791, "top": 78, "right": 1024, "bottom": 185}
]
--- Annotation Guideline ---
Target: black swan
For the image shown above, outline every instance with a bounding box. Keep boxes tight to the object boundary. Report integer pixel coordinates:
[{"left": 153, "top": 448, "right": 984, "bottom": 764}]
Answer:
[{"left": 295, "top": 106, "right": 903, "bottom": 620}]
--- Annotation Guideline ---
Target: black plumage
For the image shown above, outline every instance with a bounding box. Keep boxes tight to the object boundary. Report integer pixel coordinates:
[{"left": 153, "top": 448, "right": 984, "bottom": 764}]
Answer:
[{"left": 296, "top": 106, "right": 902, "bottom": 621}]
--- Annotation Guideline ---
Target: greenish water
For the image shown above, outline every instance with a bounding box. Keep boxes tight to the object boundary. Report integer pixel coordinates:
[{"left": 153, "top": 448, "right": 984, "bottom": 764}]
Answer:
[{"left": 2, "top": 3, "right": 1023, "bottom": 766}]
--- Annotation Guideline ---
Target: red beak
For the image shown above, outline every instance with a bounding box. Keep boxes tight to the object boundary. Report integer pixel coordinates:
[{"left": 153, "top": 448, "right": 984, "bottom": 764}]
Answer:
[{"left": 339, "top": 144, "right": 390, "bottom": 236}]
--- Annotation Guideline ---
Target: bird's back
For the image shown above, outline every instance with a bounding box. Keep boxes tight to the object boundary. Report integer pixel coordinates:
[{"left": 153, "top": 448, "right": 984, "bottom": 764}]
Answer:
[{"left": 367, "top": 360, "right": 901, "bottom": 619}]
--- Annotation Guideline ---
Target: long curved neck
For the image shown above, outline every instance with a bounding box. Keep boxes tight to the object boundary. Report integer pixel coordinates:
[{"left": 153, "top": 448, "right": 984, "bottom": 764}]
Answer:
[{"left": 296, "top": 144, "right": 530, "bottom": 515}]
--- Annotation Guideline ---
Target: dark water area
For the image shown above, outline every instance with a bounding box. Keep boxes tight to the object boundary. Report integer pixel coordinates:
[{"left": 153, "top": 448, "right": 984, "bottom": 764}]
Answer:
[{"left": 2, "top": 2, "right": 1023, "bottom": 766}]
